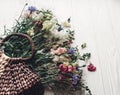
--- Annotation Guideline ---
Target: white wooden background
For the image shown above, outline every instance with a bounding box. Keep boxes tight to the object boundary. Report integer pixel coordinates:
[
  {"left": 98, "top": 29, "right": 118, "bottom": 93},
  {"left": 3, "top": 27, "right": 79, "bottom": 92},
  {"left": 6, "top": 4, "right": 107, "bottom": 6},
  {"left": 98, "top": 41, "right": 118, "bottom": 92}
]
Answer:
[{"left": 0, "top": 0, "right": 120, "bottom": 95}]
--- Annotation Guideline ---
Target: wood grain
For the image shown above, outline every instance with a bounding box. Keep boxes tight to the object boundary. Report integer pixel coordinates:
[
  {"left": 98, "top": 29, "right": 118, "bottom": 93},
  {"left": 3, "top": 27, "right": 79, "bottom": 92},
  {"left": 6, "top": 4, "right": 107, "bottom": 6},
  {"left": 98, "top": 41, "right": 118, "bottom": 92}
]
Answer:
[{"left": 0, "top": 0, "right": 120, "bottom": 95}]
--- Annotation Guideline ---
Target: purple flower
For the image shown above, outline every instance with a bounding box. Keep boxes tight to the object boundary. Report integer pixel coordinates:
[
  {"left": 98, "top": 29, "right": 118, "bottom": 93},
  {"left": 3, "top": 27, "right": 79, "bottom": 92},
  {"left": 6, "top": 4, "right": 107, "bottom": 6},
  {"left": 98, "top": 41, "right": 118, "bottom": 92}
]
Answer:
[
  {"left": 73, "top": 75, "right": 78, "bottom": 85},
  {"left": 69, "top": 47, "right": 74, "bottom": 55},
  {"left": 28, "top": 6, "right": 36, "bottom": 12}
]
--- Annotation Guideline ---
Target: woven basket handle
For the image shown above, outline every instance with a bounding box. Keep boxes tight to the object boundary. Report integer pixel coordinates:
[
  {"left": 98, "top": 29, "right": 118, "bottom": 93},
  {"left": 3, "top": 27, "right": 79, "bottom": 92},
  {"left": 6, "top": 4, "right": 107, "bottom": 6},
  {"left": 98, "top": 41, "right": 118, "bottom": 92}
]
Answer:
[{"left": 0, "top": 33, "right": 35, "bottom": 61}]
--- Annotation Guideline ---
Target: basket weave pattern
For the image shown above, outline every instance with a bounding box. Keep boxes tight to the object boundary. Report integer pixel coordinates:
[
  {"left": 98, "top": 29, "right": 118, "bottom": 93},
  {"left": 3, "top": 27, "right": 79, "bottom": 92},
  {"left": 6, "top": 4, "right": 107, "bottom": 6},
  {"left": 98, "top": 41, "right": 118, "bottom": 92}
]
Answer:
[
  {"left": 0, "top": 33, "right": 43, "bottom": 95},
  {"left": 0, "top": 59, "right": 40, "bottom": 95}
]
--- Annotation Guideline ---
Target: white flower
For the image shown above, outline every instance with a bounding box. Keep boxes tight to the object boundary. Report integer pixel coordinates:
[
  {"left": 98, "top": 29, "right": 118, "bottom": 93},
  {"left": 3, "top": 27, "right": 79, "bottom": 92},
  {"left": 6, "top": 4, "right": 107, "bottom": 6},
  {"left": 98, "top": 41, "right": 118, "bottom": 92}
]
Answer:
[
  {"left": 61, "top": 21, "right": 71, "bottom": 28},
  {"left": 34, "top": 13, "right": 44, "bottom": 21},
  {"left": 50, "top": 29, "right": 69, "bottom": 40},
  {"left": 52, "top": 55, "right": 59, "bottom": 62},
  {"left": 42, "top": 19, "right": 57, "bottom": 30}
]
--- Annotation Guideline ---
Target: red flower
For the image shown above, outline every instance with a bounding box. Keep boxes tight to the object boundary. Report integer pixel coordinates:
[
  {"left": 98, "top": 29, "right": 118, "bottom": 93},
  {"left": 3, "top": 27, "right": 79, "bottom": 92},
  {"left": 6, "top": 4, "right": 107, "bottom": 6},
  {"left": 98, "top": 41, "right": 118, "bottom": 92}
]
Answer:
[
  {"left": 59, "top": 64, "right": 68, "bottom": 72},
  {"left": 59, "top": 64, "right": 76, "bottom": 72},
  {"left": 87, "top": 63, "right": 96, "bottom": 72}
]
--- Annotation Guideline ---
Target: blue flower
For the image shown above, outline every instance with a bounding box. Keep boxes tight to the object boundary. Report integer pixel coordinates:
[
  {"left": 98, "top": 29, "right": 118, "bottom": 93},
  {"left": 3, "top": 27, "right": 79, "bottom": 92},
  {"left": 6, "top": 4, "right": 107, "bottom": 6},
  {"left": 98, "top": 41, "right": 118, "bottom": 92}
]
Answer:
[
  {"left": 58, "top": 26, "right": 63, "bottom": 32},
  {"left": 73, "top": 75, "right": 78, "bottom": 85},
  {"left": 28, "top": 6, "right": 36, "bottom": 12},
  {"left": 69, "top": 47, "right": 74, "bottom": 55}
]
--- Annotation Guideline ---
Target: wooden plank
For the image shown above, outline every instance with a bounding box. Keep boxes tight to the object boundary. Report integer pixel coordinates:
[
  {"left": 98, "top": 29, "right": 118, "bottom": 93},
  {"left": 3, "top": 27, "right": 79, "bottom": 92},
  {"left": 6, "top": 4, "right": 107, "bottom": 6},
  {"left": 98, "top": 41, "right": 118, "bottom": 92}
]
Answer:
[{"left": 0, "top": 0, "right": 120, "bottom": 95}]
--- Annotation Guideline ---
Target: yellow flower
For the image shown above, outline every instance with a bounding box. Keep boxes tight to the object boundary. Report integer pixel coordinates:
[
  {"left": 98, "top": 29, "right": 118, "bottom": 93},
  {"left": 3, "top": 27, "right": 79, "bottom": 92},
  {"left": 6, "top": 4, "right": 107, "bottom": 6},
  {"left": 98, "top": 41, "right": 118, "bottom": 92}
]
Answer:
[
  {"left": 73, "top": 62, "right": 79, "bottom": 67},
  {"left": 61, "top": 21, "right": 71, "bottom": 28},
  {"left": 59, "top": 55, "right": 70, "bottom": 62},
  {"left": 27, "top": 27, "right": 34, "bottom": 36},
  {"left": 63, "top": 62, "right": 69, "bottom": 66},
  {"left": 42, "top": 19, "right": 57, "bottom": 30}
]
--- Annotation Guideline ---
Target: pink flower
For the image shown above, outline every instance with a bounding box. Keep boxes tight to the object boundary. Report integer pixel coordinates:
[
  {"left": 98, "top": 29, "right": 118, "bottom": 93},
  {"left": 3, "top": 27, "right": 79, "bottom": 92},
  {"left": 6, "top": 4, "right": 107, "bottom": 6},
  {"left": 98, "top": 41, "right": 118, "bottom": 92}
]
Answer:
[
  {"left": 50, "top": 47, "right": 67, "bottom": 55},
  {"left": 57, "top": 47, "right": 67, "bottom": 54},
  {"left": 87, "top": 63, "right": 96, "bottom": 72},
  {"left": 50, "top": 49, "right": 59, "bottom": 55}
]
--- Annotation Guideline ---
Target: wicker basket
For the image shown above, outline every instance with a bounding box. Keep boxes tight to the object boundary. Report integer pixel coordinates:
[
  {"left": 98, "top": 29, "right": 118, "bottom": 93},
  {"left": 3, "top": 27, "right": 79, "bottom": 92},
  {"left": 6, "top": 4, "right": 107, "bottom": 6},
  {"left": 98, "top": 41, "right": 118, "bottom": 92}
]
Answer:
[{"left": 0, "top": 33, "right": 44, "bottom": 95}]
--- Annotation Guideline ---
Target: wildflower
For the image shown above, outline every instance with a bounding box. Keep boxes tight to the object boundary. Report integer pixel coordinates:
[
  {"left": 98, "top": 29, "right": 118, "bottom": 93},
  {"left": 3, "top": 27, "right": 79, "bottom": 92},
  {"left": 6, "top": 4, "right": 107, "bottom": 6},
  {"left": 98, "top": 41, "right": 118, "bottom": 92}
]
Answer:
[
  {"left": 50, "top": 49, "right": 58, "bottom": 55},
  {"left": 72, "top": 75, "right": 78, "bottom": 85},
  {"left": 87, "top": 63, "right": 96, "bottom": 72},
  {"left": 34, "top": 13, "right": 44, "bottom": 21},
  {"left": 63, "top": 62, "right": 69, "bottom": 66},
  {"left": 68, "top": 65, "right": 75, "bottom": 72},
  {"left": 27, "top": 27, "right": 34, "bottom": 36},
  {"left": 73, "top": 62, "right": 79, "bottom": 67},
  {"left": 52, "top": 55, "right": 59, "bottom": 62},
  {"left": 59, "top": 64, "right": 68, "bottom": 72},
  {"left": 28, "top": 6, "right": 36, "bottom": 13},
  {"left": 42, "top": 19, "right": 57, "bottom": 30},
  {"left": 73, "top": 63, "right": 79, "bottom": 71},
  {"left": 57, "top": 47, "right": 67, "bottom": 55},
  {"left": 58, "top": 26, "right": 63, "bottom": 31},
  {"left": 69, "top": 47, "right": 74, "bottom": 55},
  {"left": 59, "top": 55, "right": 68, "bottom": 62},
  {"left": 59, "top": 62, "right": 75, "bottom": 72},
  {"left": 50, "top": 47, "right": 67, "bottom": 55},
  {"left": 61, "top": 21, "right": 71, "bottom": 28}
]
